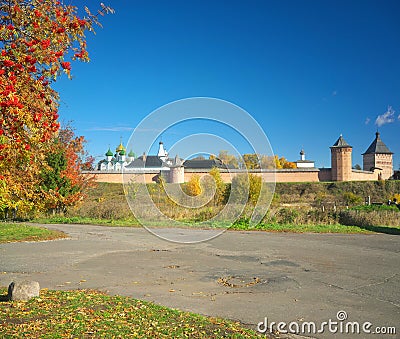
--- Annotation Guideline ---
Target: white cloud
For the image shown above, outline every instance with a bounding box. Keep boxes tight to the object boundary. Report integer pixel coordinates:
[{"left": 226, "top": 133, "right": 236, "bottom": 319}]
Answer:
[
  {"left": 365, "top": 117, "right": 370, "bottom": 125},
  {"left": 375, "top": 106, "right": 395, "bottom": 127}
]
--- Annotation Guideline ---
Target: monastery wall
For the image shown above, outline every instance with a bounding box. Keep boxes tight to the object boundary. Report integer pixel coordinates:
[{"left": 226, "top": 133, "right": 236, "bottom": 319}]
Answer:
[
  {"left": 87, "top": 169, "right": 327, "bottom": 184},
  {"left": 351, "top": 170, "right": 378, "bottom": 181},
  {"left": 183, "top": 169, "right": 320, "bottom": 183},
  {"left": 318, "top": 168, "right": 332, "bottom": 181},
  {"left": 87, "top": 171, "right": 160, "bottom": 184},
  {"left": 273, "top": 170, "right": 320, "bottom": 182}
]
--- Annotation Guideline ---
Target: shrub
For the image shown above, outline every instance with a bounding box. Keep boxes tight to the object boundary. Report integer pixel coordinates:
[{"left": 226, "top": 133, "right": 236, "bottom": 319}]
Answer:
[
  {"left": 339, "top": 209, "right": 400, "bottom": 227},
  {"left": 276, "top": 208, "right": 299, "bottom": 224},
  {"left": 208, "top": 167, "right": 227, "bottom": 205},
  {"left": 184, "top": 175, "right": 202, "bottom": 197},
  {"left": 229, "top": 173, "right": 262, "bottom": 205},
  {"left": 343, "top": 192, "right": 363, "bottom": 206}
]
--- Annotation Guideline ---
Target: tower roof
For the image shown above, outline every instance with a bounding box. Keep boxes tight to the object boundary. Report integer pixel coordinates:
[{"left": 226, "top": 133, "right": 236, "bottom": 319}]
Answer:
[
  {"left": 331, "top": 135, "right": 352, "bottom": 148},
  {"left": 362, "top": 132, "right": 393, "bottom": 155},
  {"left": 128, "top": 150, "right": 135, "bottom": 157},
  {"left": 105, "top": 148, "right": 113, "bottom": 157}
]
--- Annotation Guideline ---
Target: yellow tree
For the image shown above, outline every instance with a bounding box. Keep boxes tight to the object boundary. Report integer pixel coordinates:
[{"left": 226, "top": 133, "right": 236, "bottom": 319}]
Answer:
[
  {"left": 242, "top": 153, "right": 260, "bottom": 169},
  {"left": 207, "top": 167, "right": 226, "bottom": 205},
  {"left": 279, "top": 156, "right": 296, "bottom": 169},
  {"left": 185, "top": 175, "right": 202, "bottom": 197},
  {"left": 0, "top": 0, "right": 112, "bottom": 217},
  {"left": 273, "top": 155, "right": 296, "bottom": 169}
]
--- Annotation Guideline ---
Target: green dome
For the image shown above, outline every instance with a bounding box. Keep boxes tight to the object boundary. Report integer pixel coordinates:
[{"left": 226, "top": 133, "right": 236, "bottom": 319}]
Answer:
[
  {"left": 105, "top": 148, "right": 113, "bottom": 157},
  {"left": 128, "top": 150, "right": 135, "bottom": 157},
  {"left": 119, "top": 149, "right": 126, "bottom": 156}
]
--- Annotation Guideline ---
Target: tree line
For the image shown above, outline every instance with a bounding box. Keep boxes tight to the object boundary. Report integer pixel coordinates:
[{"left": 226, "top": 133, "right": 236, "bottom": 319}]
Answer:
[{"left": 194, "top": 150, "right": 297, "bottom": 169}]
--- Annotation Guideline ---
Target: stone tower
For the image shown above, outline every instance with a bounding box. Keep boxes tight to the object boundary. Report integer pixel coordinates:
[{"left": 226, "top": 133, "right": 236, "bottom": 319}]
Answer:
[
  {"left": 362, "top": 132, "right": 393, "bottom": 180},
  {"left": 330, "top": 135, "right": 353, "bottom": 181},
  {"left": 169, "top": 155, "right": 184, "bottom": 184}
]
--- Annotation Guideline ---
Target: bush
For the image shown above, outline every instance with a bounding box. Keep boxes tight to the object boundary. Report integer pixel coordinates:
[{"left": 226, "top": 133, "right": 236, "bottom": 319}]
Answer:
[
  {"left": 184, "top": 175, "right": 202, "bottom": 197},
  {"left": 343, "top": 192, "right": 363, "bottom": 206},
  {"left": 276, "top": 208, "right": 298, "bottom": 224},
  {"left": 339, "top": 209, "right": 400, "bottom": 227},
  {"left": 229, "top": 174, "right": 262, "bottom": 205}
]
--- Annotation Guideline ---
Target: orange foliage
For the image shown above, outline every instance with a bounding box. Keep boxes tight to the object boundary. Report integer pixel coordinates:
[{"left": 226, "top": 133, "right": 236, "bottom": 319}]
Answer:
[{"left": 0, "top": 1, "right": 111, "bottom": 215}]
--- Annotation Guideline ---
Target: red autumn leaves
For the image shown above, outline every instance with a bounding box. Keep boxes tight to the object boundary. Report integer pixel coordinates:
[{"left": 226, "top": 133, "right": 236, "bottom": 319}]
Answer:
[{"left": 0, "top": 0, "right": 105, "bottom": 213}]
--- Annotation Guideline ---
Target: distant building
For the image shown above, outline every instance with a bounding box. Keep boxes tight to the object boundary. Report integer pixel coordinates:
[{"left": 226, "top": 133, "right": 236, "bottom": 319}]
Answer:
[
  {"left": 295, "top": 149, "right": 315, "bottom": 168},
  {"left": 362, "top": 132, "right": 393, "bottom": 180},
  {"left": 183, "top": 158, "right": 232, "bottom": 170},
  {"left": 93, "top": 132, "right": 394, "bottom": 183},
  {"left": 330, "top": 135, "right": 353, "bottom": 181},
  {"left": 97, "top": 142, "right": 135, "bottom": 171}
]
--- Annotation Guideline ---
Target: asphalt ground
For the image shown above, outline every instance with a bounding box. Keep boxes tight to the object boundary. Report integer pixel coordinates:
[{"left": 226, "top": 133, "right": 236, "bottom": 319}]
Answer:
[{"left": 1, "top": 224, "right": 399, "bottom": 338}]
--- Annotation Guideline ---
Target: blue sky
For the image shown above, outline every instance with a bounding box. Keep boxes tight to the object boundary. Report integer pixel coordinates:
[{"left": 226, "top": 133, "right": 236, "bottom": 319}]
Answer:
[{"left": 55, "top": 0, "right": 400, "bottom": 169}]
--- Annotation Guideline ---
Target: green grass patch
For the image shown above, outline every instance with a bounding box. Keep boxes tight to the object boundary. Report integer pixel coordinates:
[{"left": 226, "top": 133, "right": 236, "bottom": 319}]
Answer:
[
  {"left": 231, "top": 220, "right": 374, "bottom": 234},
  {"left": 350, "top": 204, "right": 400, "bottom": 212},
  {"left": 0, "top": 288, "right": 265, "bottom": 338},
  {"left": 34, "top": 216, "right": 141, "bottom": 227},
  {"left": 0, "top": 223, "right": 66, "bottom": 243},
  {"left": 32, "top": 215, "right": 386, "bottom": 234}
]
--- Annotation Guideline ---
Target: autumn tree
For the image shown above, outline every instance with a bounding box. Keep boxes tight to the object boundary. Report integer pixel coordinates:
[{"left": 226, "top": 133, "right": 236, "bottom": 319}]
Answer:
[
  {"left": 202, "top": 167, "right": 226, "bottom": 205},
  {"left": 0, "top": 1, "right": 112, "bottom": 217},
  {"left": 261, "top": 155, "right": 296, "bottom": 169},
  {"left": 216, "top": 150, "right": 238, "bottom": 168},
  {"left": 40, "top": 123, "right": 95, "bottom": 214},
  {"left": 184, "top": 175, "right": 202, "bottom": 197},
  {"left": 230, "top": 173, "right": 262, "bottom": 205},
  {"left": 242, "top": 153, "right": 260, "bottom": 169},
  {"left": 274, "top": 155, "right": 297, "bottom": 169},
  {"left": 260, "top": 155, "right": 276, "bottom": 169},
  {"left": 278, "top": 156, "right": 296, "bottom": 169}
]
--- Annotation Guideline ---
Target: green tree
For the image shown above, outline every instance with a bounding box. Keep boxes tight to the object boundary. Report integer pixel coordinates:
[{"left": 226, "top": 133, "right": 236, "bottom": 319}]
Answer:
[
  {"left": 40, "top": 124, "right": 94, "bottom": 214},
  {"left": 40, "top": 145, "right": 73, "bottom": 214}
]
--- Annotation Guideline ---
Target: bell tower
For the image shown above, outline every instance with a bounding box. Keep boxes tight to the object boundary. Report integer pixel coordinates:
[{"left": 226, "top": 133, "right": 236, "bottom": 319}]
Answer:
[
  {"left": 330, "top": 135, "right": 353, "bottom": 181},
  {"left": 362, "top": 132, "right": 393, "bottom": 180}
]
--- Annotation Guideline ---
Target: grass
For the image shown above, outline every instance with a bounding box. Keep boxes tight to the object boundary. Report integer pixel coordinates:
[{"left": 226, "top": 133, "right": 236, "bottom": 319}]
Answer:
[
  {"left": 0, "top": 223, "right": 66, "bottom": 243},
  {"left": 31, "top": 215, "right": 391, "bottom": 234},
  {"left": 0, "top": 288, "right": 265, "bottom": 338},
  {"left": 350, "top": 204, "right": 400, "bottom": 212},
  {"left": 230, "top": 221, "right": 376, "bottom": 234},
  {"left": 34, "top": 216, "right": 141, "bottom": 227}
]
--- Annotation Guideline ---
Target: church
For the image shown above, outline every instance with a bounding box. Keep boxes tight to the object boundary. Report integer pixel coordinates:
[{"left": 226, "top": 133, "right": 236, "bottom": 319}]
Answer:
[
  {"left": 93, "top": 132, "right": 394, "bottom": 184},
  {"left": 97, "top": 141, "right": 136, "bottom": 171}
]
